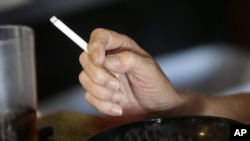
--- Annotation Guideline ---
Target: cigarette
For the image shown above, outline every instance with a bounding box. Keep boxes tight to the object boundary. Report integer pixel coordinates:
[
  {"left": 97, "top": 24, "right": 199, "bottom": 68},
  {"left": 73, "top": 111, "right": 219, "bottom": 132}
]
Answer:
[
  {"left": 50, "top": 16, "right": 88, "bottom": 52},
  {"left": 50, "top": 16, "right": 119, "bottom": 78}
]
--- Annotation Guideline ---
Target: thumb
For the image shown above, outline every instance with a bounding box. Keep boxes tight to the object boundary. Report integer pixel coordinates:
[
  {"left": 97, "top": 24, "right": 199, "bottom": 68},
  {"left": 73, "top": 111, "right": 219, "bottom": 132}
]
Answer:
[{"left": 104, "top": 51, "right": 154, "bottom": 76}]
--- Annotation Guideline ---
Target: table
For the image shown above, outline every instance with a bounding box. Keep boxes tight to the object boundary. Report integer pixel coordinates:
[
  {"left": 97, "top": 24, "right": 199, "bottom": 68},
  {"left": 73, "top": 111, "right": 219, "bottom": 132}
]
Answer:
[{"left": 38, "top": 111, "right": 126, "bottom": 141}]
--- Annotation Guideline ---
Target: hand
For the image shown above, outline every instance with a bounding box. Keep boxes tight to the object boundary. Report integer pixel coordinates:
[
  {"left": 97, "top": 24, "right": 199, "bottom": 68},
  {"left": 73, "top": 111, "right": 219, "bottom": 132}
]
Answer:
[{"left": 79, "top": 28, "right": 183, "bottom": 120}]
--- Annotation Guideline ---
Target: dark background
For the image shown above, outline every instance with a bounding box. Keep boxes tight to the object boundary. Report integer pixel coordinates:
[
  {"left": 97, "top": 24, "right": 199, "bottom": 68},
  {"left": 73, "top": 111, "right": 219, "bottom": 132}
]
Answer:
[{"left": 0, "top": 0, "right": 250, "bottom": 101}]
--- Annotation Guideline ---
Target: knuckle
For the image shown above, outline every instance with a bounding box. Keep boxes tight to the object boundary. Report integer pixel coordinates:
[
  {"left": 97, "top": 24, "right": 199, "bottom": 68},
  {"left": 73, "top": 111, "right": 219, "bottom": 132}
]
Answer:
[
  {"left": 78, "top": 71, "right": 86, "bottom": 84},
  {"left": 121, "top": 51, "right": 136, "bottom": 68},
  {"left": 79, "top": 52, "right": 88, "bottom": 66},
  {"left": 90, "top": 28, "right": 106, "bottom": 42},
  {"left": 88, "top": 42, "right": 101, "bottom": 52},
  {"left": 97, "top": 94, "right": 108, "bottom": 101},
  {"left": 92, "top": 28, "right": 106, "bottom": 36},
  {"left": 79, "top": 52, "right": 84, "bottom": 62},
  {"left": 91, "top": 72, "right": 105, "bottom": 85},
  {"left": 95, "top": 90, "right": 113, "bottom": 101},
  {"left": 92, "top": 28, "right": 102, "bottom": 34},
  {"left": 78, "top": 72, "right": 90, "bottom": 91},
  {"left": 90, "top": 28, "right": 109, "bottom": 45}
]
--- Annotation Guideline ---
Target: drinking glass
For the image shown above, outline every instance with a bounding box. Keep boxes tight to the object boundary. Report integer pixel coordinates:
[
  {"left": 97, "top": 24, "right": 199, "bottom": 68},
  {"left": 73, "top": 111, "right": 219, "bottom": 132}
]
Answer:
[{"left": 0, "top": 25, "right": 38, "bottom": 141}]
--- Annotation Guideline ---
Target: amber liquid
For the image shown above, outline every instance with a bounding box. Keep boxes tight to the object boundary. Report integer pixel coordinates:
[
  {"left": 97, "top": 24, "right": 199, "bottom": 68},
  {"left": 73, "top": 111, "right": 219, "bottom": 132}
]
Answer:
[{"left": 0, "top": 108, "right": 38, "bottom": 141}]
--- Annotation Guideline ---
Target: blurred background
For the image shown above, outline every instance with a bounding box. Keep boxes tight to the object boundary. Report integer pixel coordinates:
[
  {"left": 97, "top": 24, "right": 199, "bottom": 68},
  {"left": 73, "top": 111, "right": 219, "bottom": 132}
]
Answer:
[{"left": 1, "top": 0, "right": 250, "bottom": 116}]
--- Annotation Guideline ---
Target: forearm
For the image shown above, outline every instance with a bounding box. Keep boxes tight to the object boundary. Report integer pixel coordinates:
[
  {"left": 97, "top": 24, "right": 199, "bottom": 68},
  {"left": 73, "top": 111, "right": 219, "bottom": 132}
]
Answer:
[
  {"left": 203, "top": 93, "right": 250, "bottom": 124},
  {"left": 173, "top": 92, "right": 250, "bottom": 124}
]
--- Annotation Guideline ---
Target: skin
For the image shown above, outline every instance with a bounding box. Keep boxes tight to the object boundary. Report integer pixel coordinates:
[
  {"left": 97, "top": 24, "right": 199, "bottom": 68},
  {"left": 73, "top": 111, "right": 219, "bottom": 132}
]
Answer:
[{"left": 79, "top": 28, "right": 250, "bottom": 124}]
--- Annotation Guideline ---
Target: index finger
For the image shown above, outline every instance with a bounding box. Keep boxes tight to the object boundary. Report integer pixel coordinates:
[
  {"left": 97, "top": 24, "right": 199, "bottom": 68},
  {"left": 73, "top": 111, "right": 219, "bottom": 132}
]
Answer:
[{"left": 87, "top": 28, "right": 146, "bottom": 66}]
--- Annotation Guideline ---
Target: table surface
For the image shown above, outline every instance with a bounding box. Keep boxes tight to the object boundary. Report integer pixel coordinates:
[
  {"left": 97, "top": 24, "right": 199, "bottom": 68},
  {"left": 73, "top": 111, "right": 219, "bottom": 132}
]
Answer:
[{"left": 38, "top": 111, "right": 127, "bottom": 141}]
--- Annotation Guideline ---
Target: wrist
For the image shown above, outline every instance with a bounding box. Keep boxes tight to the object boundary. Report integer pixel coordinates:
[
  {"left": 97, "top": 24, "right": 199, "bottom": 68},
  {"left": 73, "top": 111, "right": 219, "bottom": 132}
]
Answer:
[{"left": 149, "top": 92, "right": 208, "bottom": 118}]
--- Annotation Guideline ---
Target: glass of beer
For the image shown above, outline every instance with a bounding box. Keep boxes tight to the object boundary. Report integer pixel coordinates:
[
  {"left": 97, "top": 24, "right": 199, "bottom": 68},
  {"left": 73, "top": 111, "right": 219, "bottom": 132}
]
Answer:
[{"left": 0, "top": 25, "right": 38, "bottom": 141}]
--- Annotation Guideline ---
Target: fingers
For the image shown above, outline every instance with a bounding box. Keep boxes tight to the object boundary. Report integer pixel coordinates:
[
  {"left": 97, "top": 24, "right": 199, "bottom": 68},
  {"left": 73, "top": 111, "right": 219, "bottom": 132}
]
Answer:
[
  {"left": 85, "top": 92, "right": 123, "bottom": 116},
  {"left": 104, "top": 51, "right": 155, "bottom": 77},
  {"left": 79, "top": 69, "right": 124, "bottom": 116},
  {"left": 79, "top": 71, "right": 115, "bottom": 101},
  {"left": 87, "top": 28, "right": 147, "bottom": 66},
  {"left": 79, "top": 28, "right": 159, "bottom": 116},
  {"left": 79, "top": 52, "right": 120, "bottom": 91}
]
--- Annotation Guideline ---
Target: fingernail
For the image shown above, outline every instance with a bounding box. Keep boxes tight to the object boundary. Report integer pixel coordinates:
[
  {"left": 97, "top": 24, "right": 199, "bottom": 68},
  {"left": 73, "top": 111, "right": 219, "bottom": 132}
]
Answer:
[
  {"left": 107, "top": 80, "right": 119, "bottom": 91},
  {"left": 110, "top": 107, "right": 123, "bottom": 116}
]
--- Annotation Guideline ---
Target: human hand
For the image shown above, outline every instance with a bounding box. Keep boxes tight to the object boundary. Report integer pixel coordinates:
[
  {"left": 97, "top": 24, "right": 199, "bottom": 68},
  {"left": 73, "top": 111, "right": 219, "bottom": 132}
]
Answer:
[{"left": 79, "top": 28, "right": 183, "bottom": 119}]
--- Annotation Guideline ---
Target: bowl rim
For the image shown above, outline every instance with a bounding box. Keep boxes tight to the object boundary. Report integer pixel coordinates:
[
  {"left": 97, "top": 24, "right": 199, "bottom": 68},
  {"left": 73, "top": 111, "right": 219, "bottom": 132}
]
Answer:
[{"left": 85, "top": 115, "right": 243, "bottom": 140}]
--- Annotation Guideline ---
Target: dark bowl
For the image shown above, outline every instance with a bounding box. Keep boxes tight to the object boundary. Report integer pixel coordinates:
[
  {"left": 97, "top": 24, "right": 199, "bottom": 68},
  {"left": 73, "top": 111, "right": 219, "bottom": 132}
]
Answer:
[{"left": 85, "top": 115, "right": 242, "bottom": 141}]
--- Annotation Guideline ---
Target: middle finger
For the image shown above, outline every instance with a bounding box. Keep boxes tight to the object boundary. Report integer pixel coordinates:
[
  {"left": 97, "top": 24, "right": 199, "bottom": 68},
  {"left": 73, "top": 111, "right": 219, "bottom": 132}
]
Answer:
[
  {"left": 79, "top": 52, "right": 120, "bottom": 91},
  {"left": 79, "top": 70, "right": 115, "bottom": 101}
]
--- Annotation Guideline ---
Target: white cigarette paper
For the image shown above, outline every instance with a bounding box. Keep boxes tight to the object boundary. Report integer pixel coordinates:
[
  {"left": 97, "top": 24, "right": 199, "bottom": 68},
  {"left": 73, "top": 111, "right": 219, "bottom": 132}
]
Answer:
[
  {"left": 50, "top": 16, "right": 88, "bottom": 52},
  {"left": 50, "top": 16, "right": 119, "bottom": 77}
]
